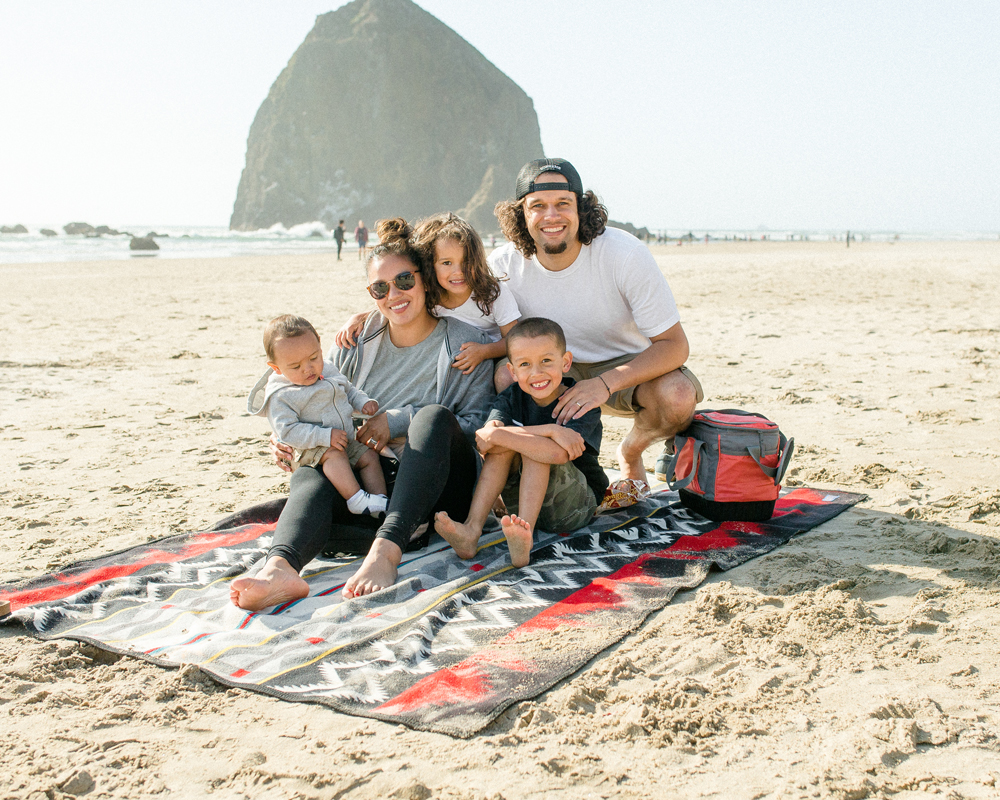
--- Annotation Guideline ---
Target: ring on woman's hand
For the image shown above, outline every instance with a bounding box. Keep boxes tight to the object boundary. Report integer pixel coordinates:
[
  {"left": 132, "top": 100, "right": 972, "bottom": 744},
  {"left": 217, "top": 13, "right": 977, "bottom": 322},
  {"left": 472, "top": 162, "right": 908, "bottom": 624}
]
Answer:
[
  {"left": 576, "top": 401, "right": 584, "bottom": 407},
  {"left": 367, "top": 437, "right": 378, "bottom": 447}
]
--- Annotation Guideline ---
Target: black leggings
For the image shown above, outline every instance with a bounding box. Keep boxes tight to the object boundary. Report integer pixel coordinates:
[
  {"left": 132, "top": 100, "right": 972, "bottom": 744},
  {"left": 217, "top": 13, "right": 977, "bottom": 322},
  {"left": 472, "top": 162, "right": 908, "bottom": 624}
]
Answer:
[{"left": 268, "top": 404, "right": 479, "bottom": 572}]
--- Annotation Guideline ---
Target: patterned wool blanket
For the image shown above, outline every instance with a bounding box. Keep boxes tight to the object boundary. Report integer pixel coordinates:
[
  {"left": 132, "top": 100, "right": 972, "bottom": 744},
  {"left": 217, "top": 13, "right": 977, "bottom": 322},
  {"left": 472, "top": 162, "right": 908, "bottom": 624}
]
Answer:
[{"left": 1, "top": 487, "right": 861, "bottom": 737}]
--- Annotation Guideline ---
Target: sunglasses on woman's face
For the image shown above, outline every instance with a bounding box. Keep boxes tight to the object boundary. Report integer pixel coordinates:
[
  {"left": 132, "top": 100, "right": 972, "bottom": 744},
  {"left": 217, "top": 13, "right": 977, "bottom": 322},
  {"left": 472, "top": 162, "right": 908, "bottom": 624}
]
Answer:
[{"left": 366, "top": 271, "right": 417, "bottom": 300}]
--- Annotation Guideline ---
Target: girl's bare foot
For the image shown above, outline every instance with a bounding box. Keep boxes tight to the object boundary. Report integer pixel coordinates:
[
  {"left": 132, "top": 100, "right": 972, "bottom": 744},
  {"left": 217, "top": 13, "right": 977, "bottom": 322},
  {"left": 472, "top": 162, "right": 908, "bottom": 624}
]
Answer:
[
  {"left": 501, "top": 514, "right": 533, "bottom": 568},
  {"left": 343, "top": 538, "right": 402, "bottom": 598},
  {"left": 230, "top": 557, "right": 309, "bottom": 611},
  {"left": 433, "top": 511, "right": 482, "bottom": 559}
]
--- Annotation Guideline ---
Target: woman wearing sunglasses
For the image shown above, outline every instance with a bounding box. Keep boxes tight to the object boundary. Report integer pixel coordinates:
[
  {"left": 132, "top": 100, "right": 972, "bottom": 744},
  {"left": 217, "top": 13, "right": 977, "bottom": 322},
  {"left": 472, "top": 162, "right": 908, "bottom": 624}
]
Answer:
[{"left": 230, "top": 218, "right": 495, "bottom": 610}]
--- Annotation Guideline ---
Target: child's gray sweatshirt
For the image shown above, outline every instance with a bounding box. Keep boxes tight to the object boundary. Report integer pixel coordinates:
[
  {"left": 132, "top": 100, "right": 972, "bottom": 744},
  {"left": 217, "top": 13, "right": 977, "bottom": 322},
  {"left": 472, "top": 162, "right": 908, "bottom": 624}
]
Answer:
[{"left": 247, "top": 360, "right": 372, "bottom": 451}]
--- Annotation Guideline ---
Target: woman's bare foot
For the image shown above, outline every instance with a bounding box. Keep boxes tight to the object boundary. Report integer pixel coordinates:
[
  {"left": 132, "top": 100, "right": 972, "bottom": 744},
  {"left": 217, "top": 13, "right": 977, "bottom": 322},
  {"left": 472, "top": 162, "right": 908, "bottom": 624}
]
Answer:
[
  {"left": 343, "top": 538, "right": 403, "bottom": 598},
  {"left": 433, "top": 511, "right": 482, "bottom": 559},
  {"left": 501, "top": 514, "right": 533, "bottom": 568},
  {"left": 230, "top": 557, "right": 309, "bottom": 612}
]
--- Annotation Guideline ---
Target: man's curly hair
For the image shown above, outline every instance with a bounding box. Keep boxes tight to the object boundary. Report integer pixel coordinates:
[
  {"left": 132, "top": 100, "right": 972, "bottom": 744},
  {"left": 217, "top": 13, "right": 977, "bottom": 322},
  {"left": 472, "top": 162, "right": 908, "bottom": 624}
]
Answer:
[{"left": 493, "top": 190, "right": 608, "bottom": 258}]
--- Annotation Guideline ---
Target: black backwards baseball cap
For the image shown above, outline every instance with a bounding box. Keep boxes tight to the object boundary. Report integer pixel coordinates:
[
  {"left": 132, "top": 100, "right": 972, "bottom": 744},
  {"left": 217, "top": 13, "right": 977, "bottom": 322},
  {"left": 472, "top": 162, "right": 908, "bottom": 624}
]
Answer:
[{"left": 514, "top": 158, "right": 584, "bottom": 201}]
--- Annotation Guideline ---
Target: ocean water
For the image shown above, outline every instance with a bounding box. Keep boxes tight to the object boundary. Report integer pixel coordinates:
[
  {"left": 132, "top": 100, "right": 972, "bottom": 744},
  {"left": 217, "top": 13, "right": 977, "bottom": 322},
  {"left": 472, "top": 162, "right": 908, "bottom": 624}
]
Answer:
[
  {"left": 1, "top": 222, "right": 995, "bottom": 264},
  {"left": 0, "top": 222, "right": 354, "bottom": 264}
]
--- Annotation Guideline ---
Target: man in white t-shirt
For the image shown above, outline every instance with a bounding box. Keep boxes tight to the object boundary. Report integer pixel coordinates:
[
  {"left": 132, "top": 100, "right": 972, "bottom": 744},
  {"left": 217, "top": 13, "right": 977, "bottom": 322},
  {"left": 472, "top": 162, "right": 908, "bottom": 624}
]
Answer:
[{"left": 489, "top": 158, "right": 704, "bottom": 484}]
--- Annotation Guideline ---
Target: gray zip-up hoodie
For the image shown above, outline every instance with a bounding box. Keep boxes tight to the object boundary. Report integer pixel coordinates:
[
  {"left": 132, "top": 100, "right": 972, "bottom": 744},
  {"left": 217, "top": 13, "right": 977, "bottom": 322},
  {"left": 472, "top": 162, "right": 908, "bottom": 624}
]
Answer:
[
  {"left": 332, "top": 311, "right": 495, "bottom": 458},
  {"left": 247, "top": 360, "right": 373, "bottom": 451}
]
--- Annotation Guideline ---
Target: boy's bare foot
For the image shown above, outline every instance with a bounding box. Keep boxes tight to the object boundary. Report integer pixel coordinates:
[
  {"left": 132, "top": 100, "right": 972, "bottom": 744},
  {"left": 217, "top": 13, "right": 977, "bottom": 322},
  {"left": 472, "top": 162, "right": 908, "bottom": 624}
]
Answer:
[
  {"left": 433, "top": 511, "right": 482, "bottom": 560},
  {"left": 617, "top": 438, "right": 648, "bottom": 483},
  {"left": 343, "top": 538, "right": 402, "bottom": 598},
  {"left": 230, "top": 557, "right": 309, "bottom": 611},
  {"left": 501, "top": 514, "right": 533, "bottom": 568}
]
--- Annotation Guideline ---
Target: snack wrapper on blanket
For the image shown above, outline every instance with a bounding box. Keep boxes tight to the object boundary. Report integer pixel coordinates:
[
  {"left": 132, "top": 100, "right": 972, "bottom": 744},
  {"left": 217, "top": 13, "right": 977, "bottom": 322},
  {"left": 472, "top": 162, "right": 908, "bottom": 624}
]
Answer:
[{"left": 596, "top": 479, "right": 651, "bottom": 513}]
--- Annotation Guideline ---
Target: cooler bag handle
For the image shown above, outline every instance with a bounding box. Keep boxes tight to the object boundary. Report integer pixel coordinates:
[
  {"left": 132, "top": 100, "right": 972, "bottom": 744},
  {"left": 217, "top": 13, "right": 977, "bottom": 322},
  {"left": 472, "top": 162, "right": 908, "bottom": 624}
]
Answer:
[
  {"left": 665, "top": 438, "right": 704, "bottom": 491},
  {"left": 774, "top": 435, "right": 795, "bottom": 484},
  {"left": 747, "top": 433, "right": 795, "bottom": 486}
]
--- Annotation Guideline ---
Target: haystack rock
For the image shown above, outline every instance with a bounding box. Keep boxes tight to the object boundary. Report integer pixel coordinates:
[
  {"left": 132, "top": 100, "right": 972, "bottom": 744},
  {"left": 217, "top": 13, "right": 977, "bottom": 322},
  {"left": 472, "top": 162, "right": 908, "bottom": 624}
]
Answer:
[{"left": 230, "top": 0, "right": 542, "bottom": 234}]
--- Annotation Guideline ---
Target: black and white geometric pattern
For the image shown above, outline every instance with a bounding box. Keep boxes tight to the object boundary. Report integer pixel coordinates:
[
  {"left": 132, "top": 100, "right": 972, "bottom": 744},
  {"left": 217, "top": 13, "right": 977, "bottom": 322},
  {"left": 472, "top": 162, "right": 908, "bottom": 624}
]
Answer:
[{"left": 1, "top": 488, "right": 862, "bottom": 736}]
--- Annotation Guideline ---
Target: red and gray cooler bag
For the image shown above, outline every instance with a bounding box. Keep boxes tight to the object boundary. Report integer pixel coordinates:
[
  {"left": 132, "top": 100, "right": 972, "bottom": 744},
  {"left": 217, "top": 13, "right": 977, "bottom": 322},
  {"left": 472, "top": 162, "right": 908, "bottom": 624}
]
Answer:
[{"left": 663, "top": 409, "right": 794, "bottom": 522}]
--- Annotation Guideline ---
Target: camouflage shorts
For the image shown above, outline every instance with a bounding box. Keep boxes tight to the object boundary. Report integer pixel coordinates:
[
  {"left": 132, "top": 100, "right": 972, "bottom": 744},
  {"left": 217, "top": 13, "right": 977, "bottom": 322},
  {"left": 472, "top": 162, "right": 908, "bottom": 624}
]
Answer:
[{"left": 501, "top": 460, "right": 597, "bottom": 533}]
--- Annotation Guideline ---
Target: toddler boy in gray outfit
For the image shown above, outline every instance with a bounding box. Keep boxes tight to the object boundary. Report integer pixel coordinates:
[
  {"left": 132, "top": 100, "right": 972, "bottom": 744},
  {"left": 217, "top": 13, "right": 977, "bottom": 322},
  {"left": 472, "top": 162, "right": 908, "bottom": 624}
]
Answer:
[{"left": 248, "top": 315, "right": 387, "bottom": 517}]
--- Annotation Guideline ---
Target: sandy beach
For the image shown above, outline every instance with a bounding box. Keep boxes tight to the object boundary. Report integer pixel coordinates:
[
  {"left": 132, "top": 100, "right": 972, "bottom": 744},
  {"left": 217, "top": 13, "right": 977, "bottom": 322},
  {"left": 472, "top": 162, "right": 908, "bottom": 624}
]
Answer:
[{"left": 2, "top": 239, "right": 1000, "bottom": 799}]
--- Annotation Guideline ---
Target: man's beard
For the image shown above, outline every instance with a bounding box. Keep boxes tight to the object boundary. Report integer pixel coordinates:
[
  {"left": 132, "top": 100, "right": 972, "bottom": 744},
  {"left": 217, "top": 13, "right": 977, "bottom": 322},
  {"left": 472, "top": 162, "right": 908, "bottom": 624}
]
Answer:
[{"left": 541, "top": 241, "right": 568, "bottom": 255}]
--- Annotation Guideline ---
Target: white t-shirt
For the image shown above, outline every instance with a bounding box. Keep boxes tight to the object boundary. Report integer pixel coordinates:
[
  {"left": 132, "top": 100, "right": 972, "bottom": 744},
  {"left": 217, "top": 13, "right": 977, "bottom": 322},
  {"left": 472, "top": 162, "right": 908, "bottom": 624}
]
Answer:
[
  {"left": 488, "top": 227, "right": 680, "bottom": 362},
  {"left": 433, "top": 281, "right": 521, "bottom": 342}
]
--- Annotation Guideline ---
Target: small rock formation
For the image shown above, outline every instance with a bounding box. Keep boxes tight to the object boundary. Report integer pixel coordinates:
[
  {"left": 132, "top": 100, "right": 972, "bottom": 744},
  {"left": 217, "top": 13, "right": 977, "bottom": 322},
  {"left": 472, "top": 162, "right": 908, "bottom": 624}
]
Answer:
[
  {"left": 608, "top": 220, "right": 651, "bottom": 241},
  {"left": 1, "top": 224, "right": 28, "bottom": 234},
  {"left": 230, "top": 0, "right": 543, "bottom": 235},
  {"left": 64, "top": 222, "right": 96, "bottom": 235},
  {"left": 130, "top": 236, "right": 160, "bottom": 251},
  {"left": 145, "top": 231, "right": 169, "bottom": 238},
  {"left": 95, "top": 225, "right": 125, "bottom": 236},
  {"left": 40, "top": 228, "right": 58, "bottom": 237}
]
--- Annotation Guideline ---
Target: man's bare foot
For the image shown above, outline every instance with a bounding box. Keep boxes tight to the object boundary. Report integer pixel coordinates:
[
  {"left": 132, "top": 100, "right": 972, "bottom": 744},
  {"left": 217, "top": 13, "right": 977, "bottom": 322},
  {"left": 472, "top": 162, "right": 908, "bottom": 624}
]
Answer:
[
  {"left": 617, "top": 437, "right": 648, "bottom": 483},
  {"left": 343, "top": 538, "right": 402, "bottom": 598},
  {"left": 501, "top": 514, "right": 533, "bottom": 568},
  {"left": 230, "top": 557, "right": 309, "bottom": 612},
  {"left": 434, "top": 511, "right": 482, "bottom": 560}
]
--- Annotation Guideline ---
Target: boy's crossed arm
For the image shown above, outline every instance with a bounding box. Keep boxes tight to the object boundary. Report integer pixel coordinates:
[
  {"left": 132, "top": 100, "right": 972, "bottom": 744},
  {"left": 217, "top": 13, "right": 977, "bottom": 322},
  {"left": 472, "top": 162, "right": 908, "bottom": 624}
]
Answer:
[{"left": 475, "top": 420, "right": 585, "bottom": 464}]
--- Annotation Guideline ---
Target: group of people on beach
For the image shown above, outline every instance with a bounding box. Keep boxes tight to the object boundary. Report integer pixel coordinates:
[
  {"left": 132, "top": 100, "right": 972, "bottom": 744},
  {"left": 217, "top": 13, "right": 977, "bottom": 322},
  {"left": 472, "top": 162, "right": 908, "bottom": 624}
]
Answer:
[{"left": 230, "top": 158, "right": 704, "bottom": 612}]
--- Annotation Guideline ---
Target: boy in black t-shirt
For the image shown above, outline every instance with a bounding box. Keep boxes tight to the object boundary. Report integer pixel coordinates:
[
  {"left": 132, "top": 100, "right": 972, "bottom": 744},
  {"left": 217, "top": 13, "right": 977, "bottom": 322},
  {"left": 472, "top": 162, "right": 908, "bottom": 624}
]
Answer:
[{"left": 435, "top": 318, "right": 608, "bottom": 567}]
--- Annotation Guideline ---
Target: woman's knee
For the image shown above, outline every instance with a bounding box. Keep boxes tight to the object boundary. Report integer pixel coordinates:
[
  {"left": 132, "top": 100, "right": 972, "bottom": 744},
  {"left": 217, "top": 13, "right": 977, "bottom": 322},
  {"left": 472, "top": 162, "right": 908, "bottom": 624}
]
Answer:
[
  {"left": 408, "top": 404, "right": 459, "bottom": 444},
  {"left": 412, "top": 403, "right": 452, "bottom": 427}
]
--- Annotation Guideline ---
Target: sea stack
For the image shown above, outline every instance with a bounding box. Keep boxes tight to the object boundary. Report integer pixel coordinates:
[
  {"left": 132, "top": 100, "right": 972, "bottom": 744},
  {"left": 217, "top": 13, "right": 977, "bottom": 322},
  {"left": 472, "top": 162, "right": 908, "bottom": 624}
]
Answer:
[{"left": 230, "top": 0, "right": 543, "bottom": 234}]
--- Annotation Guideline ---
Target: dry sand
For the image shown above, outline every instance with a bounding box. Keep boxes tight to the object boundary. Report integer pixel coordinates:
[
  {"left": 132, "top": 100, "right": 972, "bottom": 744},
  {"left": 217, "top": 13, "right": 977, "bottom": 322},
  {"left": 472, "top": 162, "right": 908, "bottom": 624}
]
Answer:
[{"left": 2, "top": 240, "right": 999, "bottom": 799}]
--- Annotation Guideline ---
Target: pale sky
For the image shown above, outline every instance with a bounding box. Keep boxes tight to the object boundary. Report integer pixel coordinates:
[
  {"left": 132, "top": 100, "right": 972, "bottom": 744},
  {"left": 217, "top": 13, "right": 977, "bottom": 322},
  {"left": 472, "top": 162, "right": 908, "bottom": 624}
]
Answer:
[{"left": 2, "top": 1, "right": 997, "bottom": 232}]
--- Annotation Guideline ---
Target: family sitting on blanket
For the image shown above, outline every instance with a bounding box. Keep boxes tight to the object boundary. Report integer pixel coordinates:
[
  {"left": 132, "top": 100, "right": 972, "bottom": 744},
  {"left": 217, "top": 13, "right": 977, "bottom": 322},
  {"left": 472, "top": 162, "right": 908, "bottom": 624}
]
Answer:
[{"left": 230, "top": 157, "right": 701, "bottom": 611}]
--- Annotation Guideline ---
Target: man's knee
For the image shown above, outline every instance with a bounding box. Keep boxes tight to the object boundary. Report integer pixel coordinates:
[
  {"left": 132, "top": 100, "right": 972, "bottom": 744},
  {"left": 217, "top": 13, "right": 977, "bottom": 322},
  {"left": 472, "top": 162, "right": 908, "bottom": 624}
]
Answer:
[{"left": 637, "top": 369, "right": 697, "bottom": 427}]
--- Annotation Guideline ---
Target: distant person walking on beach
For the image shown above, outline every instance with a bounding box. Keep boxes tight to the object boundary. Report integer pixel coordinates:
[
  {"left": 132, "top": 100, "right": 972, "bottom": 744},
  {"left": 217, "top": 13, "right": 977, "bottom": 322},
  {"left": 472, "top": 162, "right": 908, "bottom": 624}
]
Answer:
[
  {"left": 334, "top": 220, "right": 346, "bottom": 260},
  {"left": 355, "top": 220, "right": 369, "bottom": 260},
  {"left": 491, "top": 158, "right": 703, "bottom": 486}
]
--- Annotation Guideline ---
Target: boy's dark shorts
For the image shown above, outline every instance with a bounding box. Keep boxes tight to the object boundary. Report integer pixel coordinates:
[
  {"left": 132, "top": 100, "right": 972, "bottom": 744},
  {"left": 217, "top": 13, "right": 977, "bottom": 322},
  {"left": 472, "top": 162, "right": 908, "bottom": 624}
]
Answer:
[{"left": 501, "top": 461, "right": 597, "bottom": 533}]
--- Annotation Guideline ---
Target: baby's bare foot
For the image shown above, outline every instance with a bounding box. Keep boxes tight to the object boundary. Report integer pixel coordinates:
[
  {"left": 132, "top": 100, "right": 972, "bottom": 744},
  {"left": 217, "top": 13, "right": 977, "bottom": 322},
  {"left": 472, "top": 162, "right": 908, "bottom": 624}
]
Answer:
[
  {"left": 230, "top": 557, "right": 308, "bottom": 612},
  {"left": 433, "top": 511, "right": 481, "bottom": 560},
  {"left": 501, "top": 514, "right": 533, "bottom": 568}
]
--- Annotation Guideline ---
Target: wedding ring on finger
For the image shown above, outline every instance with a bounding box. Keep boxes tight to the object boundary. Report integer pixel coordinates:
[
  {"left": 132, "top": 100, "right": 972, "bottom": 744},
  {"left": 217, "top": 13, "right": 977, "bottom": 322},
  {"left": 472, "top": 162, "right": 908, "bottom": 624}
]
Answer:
[{"left": 367, "top": 437, "right": 378, "bottom": 447}]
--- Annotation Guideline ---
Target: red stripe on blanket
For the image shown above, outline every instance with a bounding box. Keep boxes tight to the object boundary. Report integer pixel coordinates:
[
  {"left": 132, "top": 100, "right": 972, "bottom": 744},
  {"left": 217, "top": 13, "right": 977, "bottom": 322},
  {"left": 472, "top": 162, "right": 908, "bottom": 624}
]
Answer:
[
  {"left": 375, "top": 548, "right": 675, "bottom": 714},
  {"left": 0, "top": 523, "right": 274, "bottom": 611}
]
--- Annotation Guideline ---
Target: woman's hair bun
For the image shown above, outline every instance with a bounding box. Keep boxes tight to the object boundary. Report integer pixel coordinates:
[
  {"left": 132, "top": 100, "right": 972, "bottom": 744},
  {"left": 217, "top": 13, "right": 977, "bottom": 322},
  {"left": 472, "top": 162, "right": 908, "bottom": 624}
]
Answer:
[{"left": 375, "top": 217, "right": 412, "bottom": 244}]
